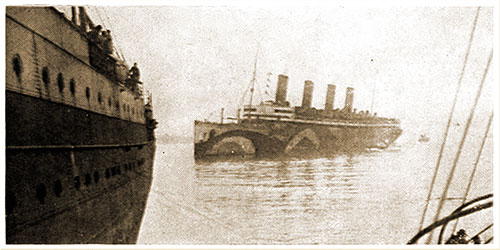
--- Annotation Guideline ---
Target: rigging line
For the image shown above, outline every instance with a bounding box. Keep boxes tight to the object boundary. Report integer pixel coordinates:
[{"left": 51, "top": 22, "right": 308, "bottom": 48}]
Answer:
[
  {"left": 238, "top": 73, "right": 253, "bottom": 109},
  {"left": 238, "top": 86, "right": 250, "bottom": 108},
  {"left": 436, "top": 193, "right": 493, "bottom": 244},
  {"left": 256, "top": 80, "right": 263, "bottom": 104},
  {"left": 248, "top": 46, "right": 260, "bottom": 118},
  {"left": 466, "top": 223, "right": 493, "bottom": 243},
  {"left": 484, "top": 237, "right": 493, "bottom": 244},
  {"left": 100, "top": 7, "right": 125, "bottom": 60},
  {"left": 417, "top": 6, "right": 481, "bottom": 232},
  {"left": 408, "top": 201, "right": 493, "bottom": 244},
  {"left": 93, "top": 7, "right": 122, "bottom": 60},
  {"left": 452, "top": 112, "right": 493, "bottom": 232},
  {"left": 256, "top": 75, "right": 262, "bottom": 101},
  {"left": 426, "top": 49, "right": 493, "bottom": 244},
  {"left": 92, "top": 6, "right": 107, "bottom": 30}
]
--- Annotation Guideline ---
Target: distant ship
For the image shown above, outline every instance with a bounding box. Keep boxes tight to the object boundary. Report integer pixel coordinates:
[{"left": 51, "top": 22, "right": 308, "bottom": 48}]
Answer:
[
  {"left": 6, "top": 6, "right": 157, "bottom": 243},
  {"left": 194, "top": 73, "right": 402, "bottom": 159}
]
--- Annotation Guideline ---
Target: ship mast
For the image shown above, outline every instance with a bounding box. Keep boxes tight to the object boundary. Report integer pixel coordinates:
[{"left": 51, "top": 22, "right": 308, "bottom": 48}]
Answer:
[
  {"left": 247, "top": 49, "right": 259, "bottom": 120},
  {"left": 370, "top": 59, "right": 378, "bottom": 114},
  {"left": 370, "top": 85, "right": 375, "bottom": 113}
]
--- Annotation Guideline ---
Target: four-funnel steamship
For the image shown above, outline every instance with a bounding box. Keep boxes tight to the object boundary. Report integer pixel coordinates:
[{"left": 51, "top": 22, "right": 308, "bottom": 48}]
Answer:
[
  {"left": 6, "top": 6, "right": 157, "bottom": 243},
  {"left": 195, "top": 74, "right": 402, "bottom": 158}
]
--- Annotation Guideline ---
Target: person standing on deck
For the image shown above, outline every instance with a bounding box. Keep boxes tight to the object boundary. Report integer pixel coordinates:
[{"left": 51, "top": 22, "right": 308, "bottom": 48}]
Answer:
[
  {"left": 102, "top": 30, "right": 114, "bottom": 55},
  {"left": 87, "top": 25, "right": 102, "bottom": 44},
  {"left": 130, "top": 63, "right": 140, "bottom": 82}
]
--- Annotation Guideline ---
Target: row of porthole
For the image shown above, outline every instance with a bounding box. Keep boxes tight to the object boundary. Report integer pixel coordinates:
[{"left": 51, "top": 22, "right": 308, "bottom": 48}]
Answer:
[
  {"left": 11, "top": 54, "right": 142, "bottom": 118},
  {"left": 73, "top": 158, "right": 145, "bottom": 191},
  {"left": 5, "top": 179, "right": 64, "bottom": 214},
  {"left": 5, "top": 158, "right": 146, "bottom": 215}
]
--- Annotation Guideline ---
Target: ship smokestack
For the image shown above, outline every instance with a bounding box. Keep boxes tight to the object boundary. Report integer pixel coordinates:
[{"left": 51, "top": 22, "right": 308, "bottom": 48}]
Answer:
[
  {"left": 71, "top": 7, "right": 77, "bottom": 24},
  {"left": 301, "top": 80, "right": 314, "bottom": 108},
  {"left": 275, "top": 74, "right": 289, "bottom": 105},
  {"left": 78, "top": 7, "right": 87, "bottom": 32},
  {"left": 344, "top": 87, "right": 354, "bottom": 112},
  {"left": 325, "top": 84, "right": 336, "bottom": 110}
]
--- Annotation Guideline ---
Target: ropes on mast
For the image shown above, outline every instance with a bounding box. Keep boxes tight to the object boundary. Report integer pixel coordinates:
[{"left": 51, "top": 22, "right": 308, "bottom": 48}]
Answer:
[
  {"left": 92, "top": 6, "right": 126, "bottom": 61},
  {"left": 426, "top": 49, "right": 493, "bottom": 244},
  {"left": 417, "top": 6, "right": 481, "bottom": 232},
  {"left": 451, "top": 112, "right": 493, "bottom": 232}
]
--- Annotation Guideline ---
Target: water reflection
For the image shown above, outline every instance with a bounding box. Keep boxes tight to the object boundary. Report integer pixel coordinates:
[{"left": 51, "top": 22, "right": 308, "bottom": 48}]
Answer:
[
  {"left": 193, "top": 153, "right": 368, "bottom": 244},
  {"left": 140, "top": 142, "right": 493, "bottom": 244}
]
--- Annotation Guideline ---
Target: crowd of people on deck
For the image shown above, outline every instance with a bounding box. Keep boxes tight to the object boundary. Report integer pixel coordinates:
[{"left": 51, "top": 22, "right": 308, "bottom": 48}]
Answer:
[
  {"left": 87, "top": 25, "right": 142, "bottom": 90},
  {"left": 295, "top": 107, "right": 399, "bottom": 124},
  {"left": 87, "top": 25, "right": 114, "bottom": 55}
]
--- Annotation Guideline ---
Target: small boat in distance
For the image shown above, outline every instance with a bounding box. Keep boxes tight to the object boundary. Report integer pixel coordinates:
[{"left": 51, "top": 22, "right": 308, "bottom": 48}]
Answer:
[
  {"left": 408, "top": 7, "right": 493, "bottom": 244},
  {"left": 418, "top": 134, "right": 430, "bottom": 143}
]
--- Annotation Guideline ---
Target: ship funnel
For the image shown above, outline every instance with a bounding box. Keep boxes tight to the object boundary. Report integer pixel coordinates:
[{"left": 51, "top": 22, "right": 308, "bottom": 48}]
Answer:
[
  {"left": 275, "top": 74, "right": 289, "bottom": 105},
  {"left": 301, "top": 80, "right": 314, "bottom": 108},
  {"left": 325, "top": 84, "right": 336, "bottom": 110},
  {"left": 71, "top": 7, "right": 77, "bottom": 24},
  {"left": 344, "top": 87, "right": 354, "bottom": 112}
]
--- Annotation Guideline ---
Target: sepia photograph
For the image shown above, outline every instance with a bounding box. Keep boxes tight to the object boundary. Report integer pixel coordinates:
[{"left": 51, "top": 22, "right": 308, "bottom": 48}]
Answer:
[{"left": 2, "top": 0, "right": 498, "bottom": 246}]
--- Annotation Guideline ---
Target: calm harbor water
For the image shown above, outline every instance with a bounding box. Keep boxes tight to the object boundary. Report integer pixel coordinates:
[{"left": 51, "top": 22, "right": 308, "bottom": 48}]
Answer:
[{"left": 137, "top": 138, "right": 493, "bottom": 244}]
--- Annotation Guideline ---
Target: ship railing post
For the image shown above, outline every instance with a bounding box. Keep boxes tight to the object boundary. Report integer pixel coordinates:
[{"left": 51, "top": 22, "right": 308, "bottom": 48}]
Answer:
[{"left": 220, "top": 108, "right": 224, "bottom": 124}]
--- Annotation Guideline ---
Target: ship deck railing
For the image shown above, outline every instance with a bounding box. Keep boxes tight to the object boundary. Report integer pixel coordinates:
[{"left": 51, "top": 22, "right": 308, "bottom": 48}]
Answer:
[{"left": 196, "top": 116, "right": 400, "bottom": 128}]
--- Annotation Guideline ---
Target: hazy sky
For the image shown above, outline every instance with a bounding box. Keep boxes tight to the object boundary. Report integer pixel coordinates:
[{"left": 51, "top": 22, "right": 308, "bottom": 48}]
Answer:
[{"left": 53, "top": 4, "right": 494, "bottom": 139}]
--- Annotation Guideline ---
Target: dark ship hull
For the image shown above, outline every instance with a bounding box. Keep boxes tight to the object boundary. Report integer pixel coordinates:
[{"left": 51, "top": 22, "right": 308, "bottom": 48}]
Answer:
[
  {"left": 6, "top": 91, "right": 154, "bottom": 244},
  {"left": 6, "top": 7, "right": 156, "bottom": 244},
  {"left": 194, "top": 119, "right": 401, "bottom": 159}
]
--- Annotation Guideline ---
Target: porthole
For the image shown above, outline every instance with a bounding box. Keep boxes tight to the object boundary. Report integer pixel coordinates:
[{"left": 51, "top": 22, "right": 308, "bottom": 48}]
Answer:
[
  {"left": 69, "top": 79, "right": 75, "bottom": 95},
  {"left": 85, "top": 87, "right": 90, "bottom": 100},
  {"left": 12, "top": 54, "right": 23, "bottom": 83},
  {"left": 94, "top": 171, "right": 100, "bottom": 183},
  {"left": 108, "top": 97, "right": 112, "bottom": 107},
  {"left": 74, "top": 176, "right": 81, "bottom": 190},
  {"left": 115, "top": 101, "right": 120, "bottom": 110},
  {"left": 6, "top": 191, "right": 16, "bottom": 214},
  {"left": 53, "top": 180, "right": 63, "bottom": 197},
  {"left": 57, "top": 73, "right": 64, "bottom": 93},
  {"left": 36, "top": 183, "right": 47, "bottom": 204},
  {"left": 98, "top": 92, "right": 103, "bottom": 104},
  {"left": 42, "top": 67, "right": 50, "bottom": 88},
  {"left": 123, "top": 104, "right": 126, "bottom": 112},
  {"left": 85, "top": 173, "right": 91, "bottom": 186}
]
